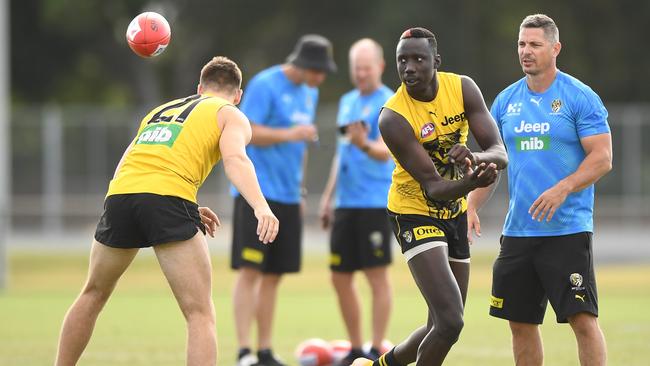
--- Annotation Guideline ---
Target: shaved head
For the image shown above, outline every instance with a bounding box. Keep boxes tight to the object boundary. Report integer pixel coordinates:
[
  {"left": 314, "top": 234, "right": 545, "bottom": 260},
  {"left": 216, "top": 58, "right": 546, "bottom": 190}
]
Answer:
[
  {"left": 349, "top": 38, "right": 384, "bottom": 63},
  {"left": 348, "top": 38, "right": 385, "bottom": 94}
]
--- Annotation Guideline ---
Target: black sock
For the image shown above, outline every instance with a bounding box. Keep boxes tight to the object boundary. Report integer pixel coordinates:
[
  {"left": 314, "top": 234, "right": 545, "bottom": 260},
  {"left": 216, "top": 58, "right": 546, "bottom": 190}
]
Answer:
[{"left": 238, "top": 347, "right": 251, "bottom": 360}]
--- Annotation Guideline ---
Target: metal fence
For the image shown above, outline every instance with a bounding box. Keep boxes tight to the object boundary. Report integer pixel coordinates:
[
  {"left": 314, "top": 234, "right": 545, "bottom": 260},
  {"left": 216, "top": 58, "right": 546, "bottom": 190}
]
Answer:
[{"left": 9, "top": 103, "right": 650, "bottom": 234}]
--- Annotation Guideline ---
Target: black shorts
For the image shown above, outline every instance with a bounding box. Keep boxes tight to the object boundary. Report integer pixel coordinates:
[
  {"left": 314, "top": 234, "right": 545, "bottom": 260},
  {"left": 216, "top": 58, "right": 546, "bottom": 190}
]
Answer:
[
  {"left": 387, "top": 210, "right": 469, "bottom": 262},
  {"left": 330, "top": 208, "right": 392, "bottom": 272},
  {"left": 230, "top": 195, "right": 301, "bottom": 274},
  {"left": 94, "top": 193, "right": 205, "bottom": 249},
  {"left": 490, "top": 232, "right": 598, "bottom": 324}
]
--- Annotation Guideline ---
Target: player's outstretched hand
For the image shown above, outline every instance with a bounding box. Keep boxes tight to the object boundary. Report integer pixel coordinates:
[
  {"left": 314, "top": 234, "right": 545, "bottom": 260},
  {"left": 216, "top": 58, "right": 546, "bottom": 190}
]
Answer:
[
  {"left": 448, "top": 144, "right": 475, "bottom": 168},
  {"left": 254, "top": 206, "right": 279, "bottom": 244},
  {"left": 466, "top": 161, "right": 498, "bottom": 188},
  {"left": 198, "top": 206, "right": 221, "bottom": 238}
]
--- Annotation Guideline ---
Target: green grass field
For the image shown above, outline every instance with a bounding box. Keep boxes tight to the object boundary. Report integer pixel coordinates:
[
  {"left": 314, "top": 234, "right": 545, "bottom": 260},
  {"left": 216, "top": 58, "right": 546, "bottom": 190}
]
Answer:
[{"left": 1, "top": 249, "right": 649, "bottom": 365}]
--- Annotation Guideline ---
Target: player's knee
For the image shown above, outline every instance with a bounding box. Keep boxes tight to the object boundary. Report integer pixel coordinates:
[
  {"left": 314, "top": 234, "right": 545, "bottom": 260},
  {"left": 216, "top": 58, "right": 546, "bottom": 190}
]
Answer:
[
  {"left": 425, "top": 316, "right": 465, "bottom": 344},
  {"left": 568, "top": 312, "right": 600, "bottom": 337},
  {"left": 436, "top": 315, "right": 464, "bottom": 344},
  {"left": 366, "top": 274, "right": 390, "bottom": 295},
  {"left": 331, "top": 271, "right": 353, "bottom": 289},
  {"left": 178, "top": 297, "right": 215, "bottom": 322},
  {"left": 81, "top": 282, "right": 113, "bottom": 305},
  {"left": 509, "top": 321, "right": 538, "bottom": 340}
]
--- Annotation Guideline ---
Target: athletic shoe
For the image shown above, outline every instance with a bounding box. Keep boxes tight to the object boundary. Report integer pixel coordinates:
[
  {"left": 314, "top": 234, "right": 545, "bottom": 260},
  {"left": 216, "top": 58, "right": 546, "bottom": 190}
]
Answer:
[
  {"left": 366, "top": 347, "right": 381, "bottom": 360},
  {"left": 236, "top": 353, "right": 258, "bottom": 366},
  {"left": 255, "top": 349, "right": 287, "bottom": 366},
  {"left": 337, "top": 348, "right": 369, "bottom": 366}
]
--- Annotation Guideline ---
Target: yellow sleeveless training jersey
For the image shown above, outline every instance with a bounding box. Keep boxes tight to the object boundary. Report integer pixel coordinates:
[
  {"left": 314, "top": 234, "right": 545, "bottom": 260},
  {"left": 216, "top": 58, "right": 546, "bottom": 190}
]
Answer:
[
  {"left": 383, "top": 72, "right": 468, "bottom": 219},
  {"left": 107, "top": 94, "right": 230, "bottom": 203}
]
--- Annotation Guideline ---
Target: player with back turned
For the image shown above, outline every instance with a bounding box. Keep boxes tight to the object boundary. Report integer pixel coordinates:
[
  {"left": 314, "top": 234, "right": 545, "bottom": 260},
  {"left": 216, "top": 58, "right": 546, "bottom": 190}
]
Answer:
[{"left": 54, "top": 56, "right": 279, "bottom": 366}]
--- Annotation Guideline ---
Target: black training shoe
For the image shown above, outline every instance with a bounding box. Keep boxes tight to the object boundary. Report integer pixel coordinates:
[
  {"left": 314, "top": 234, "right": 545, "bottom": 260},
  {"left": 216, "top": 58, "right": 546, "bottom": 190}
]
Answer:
[
  {"left": 337, "top": 348, "right": 368, "bottom": 366},
  {"left": 236, "top": 348, "right": 258, "bottom": 366},
  {"left": 366, "top": 347, "right": 381, "bottom": 361},
  {"left": 255, "top": 349, "right": 287, "bottom": 366}
]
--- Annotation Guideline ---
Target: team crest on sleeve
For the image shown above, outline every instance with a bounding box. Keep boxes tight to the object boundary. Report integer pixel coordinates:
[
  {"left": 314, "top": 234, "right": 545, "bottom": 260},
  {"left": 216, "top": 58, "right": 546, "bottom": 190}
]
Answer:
[
  {"left": 551, "top": 99, "right": 562, "bottom": 113},
  {"left": 401, "top": 230, "right": 413, "bottom": 243}
]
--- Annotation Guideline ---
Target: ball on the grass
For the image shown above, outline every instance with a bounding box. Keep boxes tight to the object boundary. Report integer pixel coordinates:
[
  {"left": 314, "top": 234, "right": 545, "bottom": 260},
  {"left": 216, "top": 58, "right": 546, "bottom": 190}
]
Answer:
[
  {"left": 295, "top": 338, "right": 334, "bottom": 366},
  {"left": 126, "top": 12, "right": 171, "bottom": 58},
  {"left": 330, "top": 339, "right": 351, "bottom": 363}
]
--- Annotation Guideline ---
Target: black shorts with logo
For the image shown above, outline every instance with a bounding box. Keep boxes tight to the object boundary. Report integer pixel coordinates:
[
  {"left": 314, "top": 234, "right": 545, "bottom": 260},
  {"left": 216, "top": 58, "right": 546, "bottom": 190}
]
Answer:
[
  {"left": 386, "top": 210, "right": 469, "bottom": 262},
  {"left": 330, "top": 208, "right": 393, "bottom": 272},
  {"left": 230, "top": 195, "right": 301, "bottom": 274},
  {"left": 94, "top": 193, "right": 205, "bottom": 249},
  {"left": 490, "top": 232, "right": 598, "bottom": 324}
]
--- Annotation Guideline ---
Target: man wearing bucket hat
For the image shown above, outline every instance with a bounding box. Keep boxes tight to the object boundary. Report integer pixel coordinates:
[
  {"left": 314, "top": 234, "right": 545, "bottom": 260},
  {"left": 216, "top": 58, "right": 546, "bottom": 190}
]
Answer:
[{"left": 230, "top": 34, "right": 336, "bottom": 366}]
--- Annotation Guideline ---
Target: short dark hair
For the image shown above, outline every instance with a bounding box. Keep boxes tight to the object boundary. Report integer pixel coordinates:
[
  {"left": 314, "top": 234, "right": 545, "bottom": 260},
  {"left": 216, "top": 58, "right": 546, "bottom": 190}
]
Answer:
[
  {"left": 400, "top": 27, "right": 437, "bottom": 53},
  {"left": 199, "top": 56, "right": 242, "bottom": 94},
  {"left": 520, "top": 14, "right": 559, "bottom": 43}
]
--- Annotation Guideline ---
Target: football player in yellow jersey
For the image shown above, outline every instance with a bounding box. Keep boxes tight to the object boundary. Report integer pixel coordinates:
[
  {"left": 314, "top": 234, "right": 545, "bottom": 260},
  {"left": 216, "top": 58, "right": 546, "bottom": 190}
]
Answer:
[
  {"left": 355, "top": 28, "right": 508, "bottom": 366},
  {"left": 55, "top": 56, "right": 279, "bottom": 366}
]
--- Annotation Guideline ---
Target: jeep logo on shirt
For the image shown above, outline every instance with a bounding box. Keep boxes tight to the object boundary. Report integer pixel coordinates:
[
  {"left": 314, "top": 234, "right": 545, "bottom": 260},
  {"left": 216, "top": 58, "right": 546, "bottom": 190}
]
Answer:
[
  {"left": 440, "top": 112, "right": 467, "bottom": 126},
  {"left": 514, "top": 120, "right": 550, "bottom": 134},
  {"left": 137, "top": 124, "right": 182, "bottom": 147}
]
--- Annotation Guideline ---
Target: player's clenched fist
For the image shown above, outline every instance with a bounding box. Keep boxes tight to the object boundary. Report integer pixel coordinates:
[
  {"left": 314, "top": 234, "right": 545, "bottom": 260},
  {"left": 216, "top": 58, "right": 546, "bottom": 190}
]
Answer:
[{"left": 448, "top": 143, "right": 475, "bottom": 168}]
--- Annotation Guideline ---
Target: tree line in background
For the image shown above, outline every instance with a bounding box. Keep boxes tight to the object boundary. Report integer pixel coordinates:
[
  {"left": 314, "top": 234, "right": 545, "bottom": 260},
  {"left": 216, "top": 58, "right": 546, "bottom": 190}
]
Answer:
[{"left": 11, "top": 0, "right": 648, "bottom": 108}]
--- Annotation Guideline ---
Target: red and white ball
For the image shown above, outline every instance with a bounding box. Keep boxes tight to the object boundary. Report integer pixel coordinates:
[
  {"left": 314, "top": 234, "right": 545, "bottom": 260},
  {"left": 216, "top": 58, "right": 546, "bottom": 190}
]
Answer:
[
  {"left": 126, "top": 12, "right": 171, "bottom": 58},
  {"left": 295, "top": 338, "right": 334, "bottom": 366},
  {"left": 330, "top": 339, "right": 352, "bottom": 364}
]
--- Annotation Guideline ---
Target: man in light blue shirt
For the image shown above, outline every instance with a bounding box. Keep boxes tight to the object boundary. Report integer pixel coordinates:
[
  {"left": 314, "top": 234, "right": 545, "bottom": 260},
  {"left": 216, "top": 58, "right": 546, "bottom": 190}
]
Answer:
[
  {"left": 468, "top": 14, "right": 612, "bottom": 366},
  {"left": 231, "top": 34, "right": 336, "bottom": 366},
  {"left": 319, "top": 38, "right": 394, "bottom": 365}
]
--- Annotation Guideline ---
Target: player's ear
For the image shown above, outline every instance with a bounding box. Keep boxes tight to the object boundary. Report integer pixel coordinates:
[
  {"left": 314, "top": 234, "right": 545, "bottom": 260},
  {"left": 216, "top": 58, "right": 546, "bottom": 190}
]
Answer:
[
  {"left": 434, "top": 54, "right": 442, "bottom": 69},
  {"left": 233, "top": 89, "right": 243, "bottom": 105},
  {"left": 197, "top": 84, "right": 203, "bottom": 95},
  {"left": 552, "top": 41, "right": 562, "bottom": 58}
]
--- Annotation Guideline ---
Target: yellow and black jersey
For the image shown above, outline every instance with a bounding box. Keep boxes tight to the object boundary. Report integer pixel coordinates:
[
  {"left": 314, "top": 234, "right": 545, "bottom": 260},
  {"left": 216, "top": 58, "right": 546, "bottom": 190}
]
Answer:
[
  {"left": 383, "top": 72, "right": 469, "bottom": 219},
  {"left": 107, "top": 94, "right": 231, "bottom": 203}
]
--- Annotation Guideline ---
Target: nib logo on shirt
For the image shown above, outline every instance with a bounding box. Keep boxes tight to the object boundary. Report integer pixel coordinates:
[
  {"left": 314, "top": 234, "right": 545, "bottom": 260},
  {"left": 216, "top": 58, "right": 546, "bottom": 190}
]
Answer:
[
  {"left": 137, "top": 124, "right": 182, "bottom": 147},
  {"left": 514, "top": 120, "right": 550, "bottom": 151}
]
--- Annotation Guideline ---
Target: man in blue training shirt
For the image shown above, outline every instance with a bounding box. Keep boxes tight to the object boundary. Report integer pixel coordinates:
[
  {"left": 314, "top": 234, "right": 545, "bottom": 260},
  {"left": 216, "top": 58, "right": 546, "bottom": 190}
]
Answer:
[
  {"left": 230, "top": 34, "right": 336, "bottom": 366},
  {"left": 319, "top": 38, "right": 394, "bottom": 365},
  {"left": 467, "top": 14, "right": 612, "bottom": 366}
]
